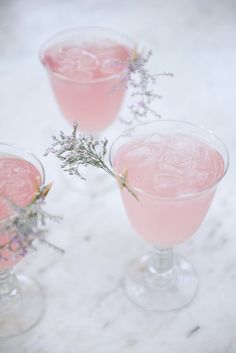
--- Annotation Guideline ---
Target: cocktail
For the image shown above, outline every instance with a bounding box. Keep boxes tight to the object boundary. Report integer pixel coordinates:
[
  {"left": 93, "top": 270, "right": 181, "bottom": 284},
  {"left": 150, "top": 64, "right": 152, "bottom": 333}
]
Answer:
[
  {"left": 110, "top": 120, "right": 229, "bottom": 310},
  {"left": 39, "top": 27, "right": 134, "bottom": 133},
  {"left": 0, "top": 143, "right": 45, "bottom": 337}
]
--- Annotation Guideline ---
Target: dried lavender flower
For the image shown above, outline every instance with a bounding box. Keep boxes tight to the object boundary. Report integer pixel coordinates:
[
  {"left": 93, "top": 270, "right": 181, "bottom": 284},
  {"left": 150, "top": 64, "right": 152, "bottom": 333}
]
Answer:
[
  {"left": 115, "top": 47, "right": 173, "bottom": 124},
  {"left": 46, "top": 123, "right": 138, "bottom": 200},
  {"left": 0, "top": 184, "right": 63, "bottom": 261}
]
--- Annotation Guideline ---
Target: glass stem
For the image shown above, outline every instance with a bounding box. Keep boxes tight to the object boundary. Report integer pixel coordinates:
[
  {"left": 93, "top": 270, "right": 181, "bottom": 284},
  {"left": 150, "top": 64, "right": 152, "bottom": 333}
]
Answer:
[
  {"left": 0, "top": 269, "right": 17, "bottom": 298},
  {"left": 149, "top": 248, "right": 174, "bottom": 275}
]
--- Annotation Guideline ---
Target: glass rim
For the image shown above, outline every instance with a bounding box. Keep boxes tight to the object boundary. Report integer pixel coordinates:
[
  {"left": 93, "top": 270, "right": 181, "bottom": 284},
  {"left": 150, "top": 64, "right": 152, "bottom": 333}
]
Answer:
[
  {"left": 39, "top": 25, "right": 135, "bottom": 84},
  {"left": 109, "top": 119, "right": 230, "bottom": 200},
  {"left": 0, "top": 142, "right": 46, "bottom": 224}
]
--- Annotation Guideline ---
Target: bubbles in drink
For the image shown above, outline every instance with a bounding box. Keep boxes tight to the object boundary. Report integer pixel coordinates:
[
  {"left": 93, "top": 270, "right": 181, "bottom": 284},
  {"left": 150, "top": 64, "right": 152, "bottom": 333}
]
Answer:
[
  {"left": 0, "top": 158, "right": 41, "bottom": 220},
  {"left": 114, "top": 134, "right": 225, "bottom": 197},
  {"left": 43, "top": 40, "right": 131, "bottom": 80}
]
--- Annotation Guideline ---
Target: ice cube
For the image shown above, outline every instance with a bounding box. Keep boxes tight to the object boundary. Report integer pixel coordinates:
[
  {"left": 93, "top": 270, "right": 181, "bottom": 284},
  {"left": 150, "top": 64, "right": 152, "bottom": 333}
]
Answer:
[
  {"left": 77, "top": 50, "right": 100, "bottom": 70},
  {"left": 63, "top": 46, "right": 100, "bottom": 70},
  {"left": 65, "top": 46, "right": 84, "bottom": 58},
  {"left": 57, "top": 58, "right": 76, "bottom": 75},
  {"left": 163, "top": 151, "right": 189, "bottom": 169},
  {"left": 144, "top": 133, "right": 166, "bottom": 145},
  {"left": 169, "top": 134, "right": 189, "bottom": 151},
  {"left": 154, "top": 174, "right": 184, "bottom": 196},
  {"left": 125, "top": 145, "right": 151, "bottom": 161},
  {"left": 43, "top": 52, "right": 61, "bottom": 71},
  {"left": 95, "top": 44, "right": 129, "bottom": 62},
  {"left": 123, "top": 144, "right": 158, "bottom": 170},
  {"left": 56, "top": 56, "right": 93, "bottom": 80}
]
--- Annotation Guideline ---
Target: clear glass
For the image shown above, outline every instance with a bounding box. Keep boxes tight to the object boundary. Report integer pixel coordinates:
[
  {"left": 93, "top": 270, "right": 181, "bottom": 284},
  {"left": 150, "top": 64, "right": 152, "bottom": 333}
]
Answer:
[
  {"left": 40, "top": 27, "right": 134, "bottom": 195},
  {"left": 39, "top": 26, "right": 134, "bottom": 134},
  {"left": 110, "top": 120, "right": 229, "bottom": 311},
  {"left": 0, "top": 143, "right": 45, "bottom": 337}
]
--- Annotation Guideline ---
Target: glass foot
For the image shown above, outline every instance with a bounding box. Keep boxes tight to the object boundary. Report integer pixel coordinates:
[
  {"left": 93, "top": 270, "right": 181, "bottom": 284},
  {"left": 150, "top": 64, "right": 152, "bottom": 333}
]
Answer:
[
  {"left": 124, "top": 253, "right": 198, "bottom": 311},
  {"left": 0, "top": 274, "right": 44, "bottom": 337}
]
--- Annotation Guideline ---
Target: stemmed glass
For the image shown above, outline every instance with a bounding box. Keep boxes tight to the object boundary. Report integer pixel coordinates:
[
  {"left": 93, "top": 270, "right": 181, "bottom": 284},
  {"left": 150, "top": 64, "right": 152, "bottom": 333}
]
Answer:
[
  {"left": 39, "top": 26, "right": 134, "bottom": 132},
  {"left": 110, "top": 120, "right": 229, "bottom": 310},
  {"left": 39, "top": 26, "right": 134, "bottom": 191},
  {"left": 0, "top": 143, "right": 45, "bottom": 337}
]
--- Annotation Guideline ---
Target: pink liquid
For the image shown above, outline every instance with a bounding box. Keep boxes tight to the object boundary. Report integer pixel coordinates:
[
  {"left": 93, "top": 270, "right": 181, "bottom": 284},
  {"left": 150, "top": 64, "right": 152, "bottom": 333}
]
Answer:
[
  {"left": 0, "top": 157, "right": 41, "bottom": 270},
  {"left": 114, "top": 133, "right": 225, "bottom": 247},
  {"left": 42, "top": 40, "right": 131, "bottom": 133}
]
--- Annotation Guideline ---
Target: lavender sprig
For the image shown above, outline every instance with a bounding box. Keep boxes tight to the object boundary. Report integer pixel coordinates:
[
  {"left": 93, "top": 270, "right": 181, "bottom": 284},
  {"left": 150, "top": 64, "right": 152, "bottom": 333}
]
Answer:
[
  {"left": 118, "top": 48, "right": 173, "bottom": 124},
  {"left": 45, "top": 123, "right": 138, "bottom": 200},
  {"left": 0, "top": 184, "right": 63, "bottom": 263},
  {"left": 45, "top": 124, "right": 113, "bottom": 179}
]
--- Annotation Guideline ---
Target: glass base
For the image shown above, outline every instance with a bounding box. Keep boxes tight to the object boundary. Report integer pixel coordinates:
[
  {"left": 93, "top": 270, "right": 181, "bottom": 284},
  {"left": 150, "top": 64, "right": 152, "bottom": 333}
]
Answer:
[
  {"left": 124, "top": 253, "right": 198, "bottom": 311},
  {"left": 0, "top": 274, "right": 44, "bottom": 338}
]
